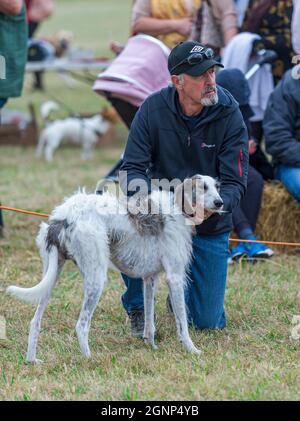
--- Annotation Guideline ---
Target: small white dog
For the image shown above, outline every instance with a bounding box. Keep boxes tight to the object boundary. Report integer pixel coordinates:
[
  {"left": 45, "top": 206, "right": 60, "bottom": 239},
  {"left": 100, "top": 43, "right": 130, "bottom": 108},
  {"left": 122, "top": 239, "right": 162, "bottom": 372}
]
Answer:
[
  {"left": 36, "top": 101, "right": 118, "bottom": 161},
  {"left": 7, "top": 175, "right": 224, "bottom": 363}
]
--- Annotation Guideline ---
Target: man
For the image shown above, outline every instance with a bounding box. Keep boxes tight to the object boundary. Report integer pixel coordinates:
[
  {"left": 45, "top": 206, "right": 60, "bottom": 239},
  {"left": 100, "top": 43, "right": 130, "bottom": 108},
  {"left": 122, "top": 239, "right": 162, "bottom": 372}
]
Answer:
[
  {"left": 0, "top": 0, "right": 28, "bottom": 236},
  {"left": 119, "top": 41, "right": 249, "bottom": 337},
  {"left": 263, "top": 68, "right": 300, "bottom": 202}
]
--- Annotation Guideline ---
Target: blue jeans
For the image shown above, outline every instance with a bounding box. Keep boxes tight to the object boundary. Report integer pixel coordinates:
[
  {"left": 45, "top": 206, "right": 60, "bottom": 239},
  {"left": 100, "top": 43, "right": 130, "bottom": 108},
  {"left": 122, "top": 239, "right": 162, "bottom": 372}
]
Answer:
[
  {"left": 275, "top": 165, "right": 300, "bottom": 202},
  {"left": 121, "top": 232, "right": 230, "bottom": 329},
  {"left": 0, "top": 99, "right": 7, "bottom": 108}
]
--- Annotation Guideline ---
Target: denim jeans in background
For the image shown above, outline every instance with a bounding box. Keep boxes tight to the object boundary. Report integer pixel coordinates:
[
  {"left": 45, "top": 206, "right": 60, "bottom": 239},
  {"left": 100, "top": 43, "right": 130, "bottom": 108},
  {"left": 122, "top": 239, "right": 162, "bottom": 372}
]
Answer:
[
  {"left": 275, "top": 165, "right": 300, "bottom": 202},
  {"left": 121, "top": 232, "right": 230, "bottom": 330},
  {"left": 0, "top": 98, "right": 7, "bottom": 108}
]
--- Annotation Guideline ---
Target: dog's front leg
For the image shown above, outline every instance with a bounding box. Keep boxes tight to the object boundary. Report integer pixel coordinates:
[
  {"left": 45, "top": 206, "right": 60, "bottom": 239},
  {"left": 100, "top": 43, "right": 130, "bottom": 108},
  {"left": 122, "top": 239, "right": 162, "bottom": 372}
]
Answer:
[
  {"left": 166, "top": 275, "right": 201, "bottom": 355},
  {"left": 81, "top": 142, "right": 93, "bottom": 160},
  {"left": 143, "top": 276, "right": 157, "bottom": 350}
]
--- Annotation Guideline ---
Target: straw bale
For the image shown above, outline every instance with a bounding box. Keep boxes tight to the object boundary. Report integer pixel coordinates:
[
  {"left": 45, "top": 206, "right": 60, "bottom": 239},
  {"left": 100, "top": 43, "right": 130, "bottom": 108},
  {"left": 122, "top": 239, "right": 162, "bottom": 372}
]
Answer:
[{"left": 256, "top": 181, "right": 300, "bottom": 253}]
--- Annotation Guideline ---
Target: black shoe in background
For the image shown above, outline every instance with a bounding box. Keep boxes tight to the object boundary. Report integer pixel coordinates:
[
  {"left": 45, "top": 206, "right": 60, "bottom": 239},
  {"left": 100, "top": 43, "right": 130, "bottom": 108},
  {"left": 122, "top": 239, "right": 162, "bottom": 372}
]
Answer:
[
  {"left": 128, "top": 310, "right": 144, "bottom": 338},
  {"left": 166, "top": 295, "right": 173, "bottom": 314}
]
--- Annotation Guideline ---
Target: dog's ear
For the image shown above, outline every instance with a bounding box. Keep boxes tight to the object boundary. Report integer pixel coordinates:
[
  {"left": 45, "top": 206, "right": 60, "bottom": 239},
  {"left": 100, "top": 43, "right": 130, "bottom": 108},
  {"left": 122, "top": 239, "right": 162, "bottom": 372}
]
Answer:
[
  {"left": 191, "top": 174, "right": 202, "bottom": 180},
  {"left": 100, "top": 106, "right": 120, "bottom": 124},
  {"left": 174, "top": 178, "right": 205, "bottom": 225}
]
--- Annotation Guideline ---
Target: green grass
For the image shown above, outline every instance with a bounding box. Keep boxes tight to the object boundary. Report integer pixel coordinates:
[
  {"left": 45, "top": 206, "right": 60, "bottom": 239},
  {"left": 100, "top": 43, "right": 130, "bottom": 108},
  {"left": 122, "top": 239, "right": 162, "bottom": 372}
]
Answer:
[
  {"left": 1, "top": 0, "right": 300, "bottom": 401},
  {"left": 0, "top": 146, "right": 300, "bottom": 401}
]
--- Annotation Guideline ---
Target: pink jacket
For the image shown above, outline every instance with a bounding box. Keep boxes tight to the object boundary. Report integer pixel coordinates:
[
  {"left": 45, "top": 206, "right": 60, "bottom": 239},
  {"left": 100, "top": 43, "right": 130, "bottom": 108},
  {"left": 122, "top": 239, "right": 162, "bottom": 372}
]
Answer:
[{"left": 93, "top": 34, "right": 171, "bottom": 106}]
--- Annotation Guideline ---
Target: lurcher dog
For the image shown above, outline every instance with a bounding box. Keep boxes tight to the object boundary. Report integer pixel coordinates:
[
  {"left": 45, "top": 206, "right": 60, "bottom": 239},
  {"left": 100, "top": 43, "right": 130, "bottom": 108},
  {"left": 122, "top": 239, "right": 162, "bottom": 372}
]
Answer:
[{"left": 7, "top": 175, "right": 223, "bottom": 363}]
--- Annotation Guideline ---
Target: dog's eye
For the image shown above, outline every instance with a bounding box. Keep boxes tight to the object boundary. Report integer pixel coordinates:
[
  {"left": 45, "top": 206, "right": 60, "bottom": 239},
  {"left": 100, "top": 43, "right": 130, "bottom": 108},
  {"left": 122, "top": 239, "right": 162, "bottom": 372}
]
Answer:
[{"left": 204, "top": 184, "right": 208, "bottom": 192}]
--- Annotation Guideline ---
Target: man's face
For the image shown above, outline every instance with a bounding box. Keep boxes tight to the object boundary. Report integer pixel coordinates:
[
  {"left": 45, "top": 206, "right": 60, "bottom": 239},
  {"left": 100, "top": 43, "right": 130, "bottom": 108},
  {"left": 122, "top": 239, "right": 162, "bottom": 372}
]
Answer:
[{"left": 174, "top": 67, "right": 218, "bottom": 106}]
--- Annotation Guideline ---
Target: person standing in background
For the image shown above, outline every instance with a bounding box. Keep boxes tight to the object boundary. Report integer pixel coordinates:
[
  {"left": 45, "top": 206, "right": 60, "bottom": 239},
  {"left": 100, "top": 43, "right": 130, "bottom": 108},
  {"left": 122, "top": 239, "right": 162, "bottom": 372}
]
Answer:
[
  {"left": 0, "top": 0, "right": 28, "bottom": 237},
  {"left": 242, "top": 0, "right": 295, "bottom": 84},
  {"left": 192, "top": 0, "right": 238, "bottom": 56},
  {"left": 25, "top": 0, "right": 54, "bottom": 90},
  {"left": 131, "top": 0, "right": 201, "bottom": 49}
]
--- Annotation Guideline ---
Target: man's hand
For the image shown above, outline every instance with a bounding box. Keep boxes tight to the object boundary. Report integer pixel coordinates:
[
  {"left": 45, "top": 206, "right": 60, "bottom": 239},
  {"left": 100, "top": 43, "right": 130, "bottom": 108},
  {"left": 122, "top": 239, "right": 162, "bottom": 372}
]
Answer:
[
  {"left": 203, "top": 209, "right": 214, "bottom": 220},
  {"left": 248, "top": 138, "right": 258, "bottom": 155},
  {"left": 174, "top": 17, "right": 194, "bottom": 37},
  {"left": 0, "top": 0, "right": 23, "bottom": 16}
]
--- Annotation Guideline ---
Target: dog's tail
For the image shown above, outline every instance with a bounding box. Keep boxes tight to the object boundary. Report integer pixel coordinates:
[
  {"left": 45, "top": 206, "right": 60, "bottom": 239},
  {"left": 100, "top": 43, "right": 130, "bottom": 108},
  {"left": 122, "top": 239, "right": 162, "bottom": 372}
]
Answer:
[
  {"left": 40, "top": 100, "right": 59, "bottom": 122},
  {"left": 7, "top": 246, "right": 59, "bottom": 306}
]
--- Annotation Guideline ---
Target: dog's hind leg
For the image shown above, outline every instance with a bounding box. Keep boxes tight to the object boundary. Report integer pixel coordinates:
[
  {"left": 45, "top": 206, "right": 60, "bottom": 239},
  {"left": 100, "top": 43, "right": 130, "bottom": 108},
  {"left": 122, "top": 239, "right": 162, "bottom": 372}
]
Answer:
[
  {"left": 76, "top": 268, "right": 107, "bottom": 358},
  {"left": 73, "top": 224, "right": 109, "bottom": 358},
  {"left": 143, "top": 276, "right": 158, "bottom": 349},
  {"left": 166, "top": 275, "right": 201, "bottom": 355},
  {"left": 26, "top": 257, "right": 65, "bottom": 364}
]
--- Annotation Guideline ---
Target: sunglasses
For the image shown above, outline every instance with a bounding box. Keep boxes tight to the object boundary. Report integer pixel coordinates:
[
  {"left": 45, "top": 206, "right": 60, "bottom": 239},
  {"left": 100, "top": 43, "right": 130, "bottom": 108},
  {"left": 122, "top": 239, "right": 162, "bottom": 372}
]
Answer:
[{"left": 170, "top": 48, "right": 215, "bottom": 73}]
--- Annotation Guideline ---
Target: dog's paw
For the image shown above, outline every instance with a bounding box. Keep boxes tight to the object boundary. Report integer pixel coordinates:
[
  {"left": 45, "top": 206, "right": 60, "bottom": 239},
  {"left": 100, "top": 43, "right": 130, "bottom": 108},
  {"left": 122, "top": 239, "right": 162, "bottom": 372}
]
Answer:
[
  {"left": 190, "top": 347, "right": 201, "bottom": 355},
  {"left": 143, "top": 337, "right": 158, "bottom": 350},
  {"left": 26, "top": 358, "right": 44, "bottom": 365}
]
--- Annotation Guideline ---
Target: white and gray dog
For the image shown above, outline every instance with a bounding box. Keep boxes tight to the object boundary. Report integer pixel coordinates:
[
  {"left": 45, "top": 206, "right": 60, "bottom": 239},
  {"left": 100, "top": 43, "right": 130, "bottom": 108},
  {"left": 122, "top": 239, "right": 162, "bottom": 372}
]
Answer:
[{"left": 7, "top": 175, "right": 223, "bottom": 363}]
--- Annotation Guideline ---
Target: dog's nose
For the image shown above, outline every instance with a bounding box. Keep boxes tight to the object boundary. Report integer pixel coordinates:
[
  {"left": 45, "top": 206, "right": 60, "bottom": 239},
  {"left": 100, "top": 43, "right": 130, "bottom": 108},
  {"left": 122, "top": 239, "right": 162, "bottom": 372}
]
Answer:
[{"left": 214, "top": 199, "right": 223, "bottom": 208}]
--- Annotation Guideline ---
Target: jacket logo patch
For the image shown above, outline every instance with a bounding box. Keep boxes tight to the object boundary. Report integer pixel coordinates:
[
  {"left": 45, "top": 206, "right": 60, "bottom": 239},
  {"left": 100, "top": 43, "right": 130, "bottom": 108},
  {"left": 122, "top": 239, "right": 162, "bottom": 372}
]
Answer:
[{"left": 201, "top": 142, "right": 216, "bottom": 149}]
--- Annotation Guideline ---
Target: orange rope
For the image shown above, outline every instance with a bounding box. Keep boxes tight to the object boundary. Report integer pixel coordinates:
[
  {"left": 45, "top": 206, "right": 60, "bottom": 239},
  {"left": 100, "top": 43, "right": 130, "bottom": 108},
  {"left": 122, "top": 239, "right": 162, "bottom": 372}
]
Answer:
[
  {"left": 0, "top": 205, "right": 49, "bottom": 218},
  {"left": 228, "top": 238, "right": 300, "bottom": 247},
  {"left": 1, "top": 205, "right": 300, "bottom": 247}
]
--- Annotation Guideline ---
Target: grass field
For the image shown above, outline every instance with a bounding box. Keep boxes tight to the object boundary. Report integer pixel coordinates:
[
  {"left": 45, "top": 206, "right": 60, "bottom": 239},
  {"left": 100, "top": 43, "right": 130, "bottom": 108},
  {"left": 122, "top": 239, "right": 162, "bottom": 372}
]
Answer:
[{"left": 1, "top": 0, "right": 300, "bottom": 401}]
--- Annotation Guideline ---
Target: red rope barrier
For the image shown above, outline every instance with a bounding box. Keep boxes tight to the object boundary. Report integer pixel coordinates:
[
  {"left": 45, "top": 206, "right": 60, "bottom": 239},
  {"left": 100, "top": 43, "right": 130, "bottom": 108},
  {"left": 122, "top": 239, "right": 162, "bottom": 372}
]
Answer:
[{"left": 1, "top": 205, "right": 299, "bottom": 247}]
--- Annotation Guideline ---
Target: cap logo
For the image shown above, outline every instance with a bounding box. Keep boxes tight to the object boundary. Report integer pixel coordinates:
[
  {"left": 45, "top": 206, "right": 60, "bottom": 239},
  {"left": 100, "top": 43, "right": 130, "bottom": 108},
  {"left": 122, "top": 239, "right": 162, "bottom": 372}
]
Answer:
[{"left": 190, "top": 46, "right": 204, "bottom": 53}]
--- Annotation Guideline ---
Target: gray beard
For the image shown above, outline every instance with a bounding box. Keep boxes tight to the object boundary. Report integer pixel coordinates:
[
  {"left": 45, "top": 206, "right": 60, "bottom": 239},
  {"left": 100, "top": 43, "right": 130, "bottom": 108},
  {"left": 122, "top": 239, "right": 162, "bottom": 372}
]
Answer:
[{"left": 201, "top": 92, "right": 219, "bottom": 106}]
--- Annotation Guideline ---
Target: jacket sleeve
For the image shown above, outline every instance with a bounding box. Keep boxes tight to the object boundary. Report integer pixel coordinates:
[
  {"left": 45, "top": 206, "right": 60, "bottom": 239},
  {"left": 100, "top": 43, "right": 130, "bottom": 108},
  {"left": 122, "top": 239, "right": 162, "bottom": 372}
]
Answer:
[
  {"left": 263, "top": 74, "right": 300, "bottom": 167},
  {"left": 292, "top": 0, "right": 300, "bottom": 54},
  {"left": 217, "top": 108, "right": 249, "bottom": 212},
  {"left": 119, "top": 100, "right": 152, "bottom": 197}
]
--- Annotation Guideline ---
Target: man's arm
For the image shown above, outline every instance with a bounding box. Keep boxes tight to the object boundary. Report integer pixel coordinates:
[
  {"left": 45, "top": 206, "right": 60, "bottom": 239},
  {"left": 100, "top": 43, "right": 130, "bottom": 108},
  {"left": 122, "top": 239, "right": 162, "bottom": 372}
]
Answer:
[
  {"left": 119, "top": 101, "right": 153, "bottom": 197},
  {"left": 131, "top": 0, "right": 193, "bottom": 38},
  {"left": 0, "top": 0, "right": 23, "bottom": 16},
  {"left": 217, "top": 108, "right": 249, "bottom": 212},
  {"left": 264, "top": 74, "right": 300, "bottom": 167},
  {"left": 292, "top": 0, "right": 300, "bottom": 54}
]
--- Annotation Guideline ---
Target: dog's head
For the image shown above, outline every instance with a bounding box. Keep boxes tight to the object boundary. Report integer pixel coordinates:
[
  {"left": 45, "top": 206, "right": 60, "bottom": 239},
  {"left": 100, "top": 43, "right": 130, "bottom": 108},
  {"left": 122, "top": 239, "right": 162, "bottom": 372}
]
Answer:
[
  {"left": 87, "top": 114, "right": 111, "bottom": 135},
  {"left": 175, "top": 174, "right": 223, "bottom": 225},
  {"left": 51, "top": 30, "right": 74, "bottom": 57}
]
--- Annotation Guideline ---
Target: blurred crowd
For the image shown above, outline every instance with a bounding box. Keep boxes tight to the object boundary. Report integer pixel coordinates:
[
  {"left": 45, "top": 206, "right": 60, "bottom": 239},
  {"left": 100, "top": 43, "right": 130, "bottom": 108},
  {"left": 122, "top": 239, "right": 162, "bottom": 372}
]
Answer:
[
  {"left": 103, "top": 0, "right": 300, "bottom": 261},
  {"left": 1, "top": 0, "right": 300, "bottom": 263}
]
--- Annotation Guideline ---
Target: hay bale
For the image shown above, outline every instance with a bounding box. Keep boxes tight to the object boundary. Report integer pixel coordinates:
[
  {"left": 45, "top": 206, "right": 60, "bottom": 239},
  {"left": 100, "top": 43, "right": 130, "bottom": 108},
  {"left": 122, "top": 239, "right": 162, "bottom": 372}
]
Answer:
[{"left": 256, "top": 181, "right": 300, "bottom": 253}]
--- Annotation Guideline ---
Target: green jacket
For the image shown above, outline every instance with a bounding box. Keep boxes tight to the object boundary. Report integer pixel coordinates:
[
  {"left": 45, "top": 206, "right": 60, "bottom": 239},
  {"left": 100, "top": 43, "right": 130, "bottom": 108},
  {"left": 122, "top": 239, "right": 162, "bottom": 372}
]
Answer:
[{"left": 0, "top": 4, "right": 28, "bottom": 99}]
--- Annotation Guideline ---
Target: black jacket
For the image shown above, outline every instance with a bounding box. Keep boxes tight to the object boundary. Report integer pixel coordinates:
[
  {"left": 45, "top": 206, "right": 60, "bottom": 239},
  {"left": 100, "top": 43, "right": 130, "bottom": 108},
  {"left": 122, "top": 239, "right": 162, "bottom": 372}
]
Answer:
[
  {"left": 120, "top": 85, "right": 248, "bottom": 235},
  {"left": 264, "top": 69, "right": 300, "bottom": 167}
]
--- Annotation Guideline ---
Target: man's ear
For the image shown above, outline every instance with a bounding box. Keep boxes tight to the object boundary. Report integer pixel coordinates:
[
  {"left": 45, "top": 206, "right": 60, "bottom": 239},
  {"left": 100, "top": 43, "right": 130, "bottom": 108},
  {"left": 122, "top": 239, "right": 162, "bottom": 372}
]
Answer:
[{"left": 171, "top": 74, "right": 183, "bottom": 90}]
